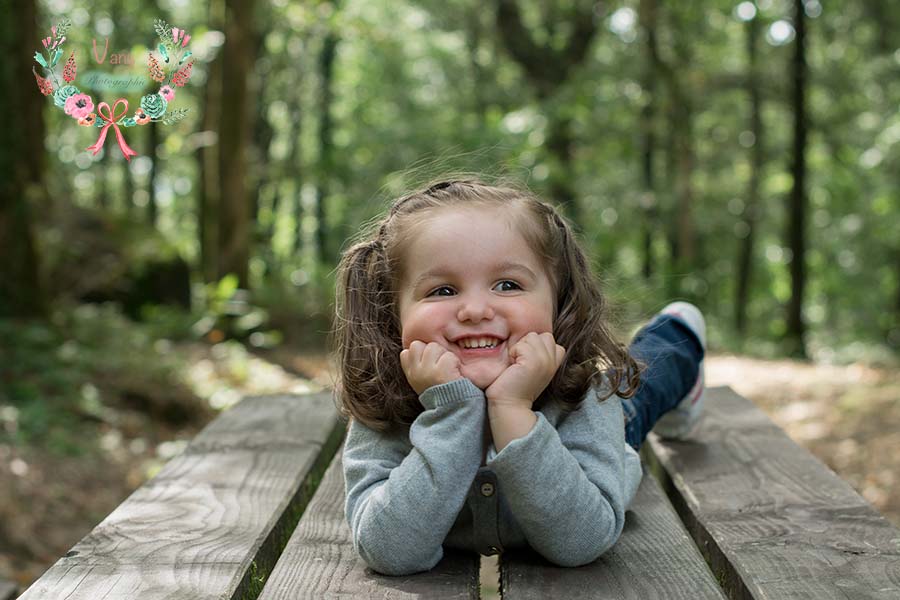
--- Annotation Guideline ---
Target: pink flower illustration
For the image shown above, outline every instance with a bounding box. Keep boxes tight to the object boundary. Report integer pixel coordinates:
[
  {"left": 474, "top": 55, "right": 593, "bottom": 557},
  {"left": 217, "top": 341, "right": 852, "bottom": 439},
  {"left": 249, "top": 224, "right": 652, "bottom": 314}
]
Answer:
[
  {"left": 64, "top": 93, "right": 94, "bottom": 119},
  {"left": 159, "top": 85, "right": 175, "bottom": 102}
]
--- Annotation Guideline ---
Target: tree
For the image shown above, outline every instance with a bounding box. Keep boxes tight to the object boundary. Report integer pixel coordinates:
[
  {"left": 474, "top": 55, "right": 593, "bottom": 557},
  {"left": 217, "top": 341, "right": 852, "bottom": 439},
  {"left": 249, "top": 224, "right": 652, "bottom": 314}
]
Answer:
[
  {"left": 315, "top": 3, "right": 340, "bottom": 267},
  {"left": 0, "top": 0, "right": 47, "bottom": 318},
  {"left": 217, "top": 0, "right": 257, "bottom": 288},
  {"left": 784, "top": 0, "right": 808, "bottom": 357},
  {"left": 735, "top": 3, "right": 764, "bottom": 336},
  {"left": 493, "top": 0, "right": 600, "bottom": 226}
]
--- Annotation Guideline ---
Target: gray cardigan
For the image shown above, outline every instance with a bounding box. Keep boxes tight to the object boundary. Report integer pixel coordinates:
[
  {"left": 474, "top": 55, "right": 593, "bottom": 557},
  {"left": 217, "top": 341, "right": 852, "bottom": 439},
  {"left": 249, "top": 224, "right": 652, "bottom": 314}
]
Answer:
[{"left": 342, "top": 377, "right": 643, "bottom": 576}]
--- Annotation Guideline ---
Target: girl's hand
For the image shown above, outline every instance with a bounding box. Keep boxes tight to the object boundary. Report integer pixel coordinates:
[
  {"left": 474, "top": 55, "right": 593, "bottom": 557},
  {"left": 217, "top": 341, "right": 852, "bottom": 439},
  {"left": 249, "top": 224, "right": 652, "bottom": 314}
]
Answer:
[
  {"left": 400, "top": 340, "right": 464, "bottom": 396},
  {"left": 485, "top": 332, "right": 566, "bottom": 410}
]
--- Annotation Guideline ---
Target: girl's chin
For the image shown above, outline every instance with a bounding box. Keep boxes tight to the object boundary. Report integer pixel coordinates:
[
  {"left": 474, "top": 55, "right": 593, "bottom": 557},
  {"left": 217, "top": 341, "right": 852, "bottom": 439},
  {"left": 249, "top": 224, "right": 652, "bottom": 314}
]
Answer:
[{"left": 460, "top": 363, "right": 506, "bottom": 390}]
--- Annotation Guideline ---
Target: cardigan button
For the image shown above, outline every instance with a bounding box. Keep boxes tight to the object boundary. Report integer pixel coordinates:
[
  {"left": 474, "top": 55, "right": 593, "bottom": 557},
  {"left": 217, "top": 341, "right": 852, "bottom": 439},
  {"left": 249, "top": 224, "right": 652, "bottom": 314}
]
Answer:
[{"left": 480, "top": 482, "right": 495, "bottom": 497}]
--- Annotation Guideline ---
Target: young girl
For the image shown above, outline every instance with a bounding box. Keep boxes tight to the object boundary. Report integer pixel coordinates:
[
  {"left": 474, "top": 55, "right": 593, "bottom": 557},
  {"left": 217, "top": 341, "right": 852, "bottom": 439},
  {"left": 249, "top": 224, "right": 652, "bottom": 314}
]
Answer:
[{"left": 333, "top": 178, "right": 706, "bottom": 576}]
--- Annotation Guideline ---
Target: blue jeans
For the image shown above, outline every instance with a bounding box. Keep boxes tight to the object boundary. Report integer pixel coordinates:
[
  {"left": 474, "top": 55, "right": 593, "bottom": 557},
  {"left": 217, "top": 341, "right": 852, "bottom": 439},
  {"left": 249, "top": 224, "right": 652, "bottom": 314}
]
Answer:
[{"left": 620, "top": 314, "right": 705, "bottom": 451}]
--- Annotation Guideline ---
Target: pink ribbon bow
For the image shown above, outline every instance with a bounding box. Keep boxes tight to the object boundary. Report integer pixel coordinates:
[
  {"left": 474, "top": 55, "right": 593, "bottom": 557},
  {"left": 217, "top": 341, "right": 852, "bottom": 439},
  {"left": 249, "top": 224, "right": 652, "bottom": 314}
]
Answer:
[{"left": 86, "top": 98, "right": 138, "bottom": 162}]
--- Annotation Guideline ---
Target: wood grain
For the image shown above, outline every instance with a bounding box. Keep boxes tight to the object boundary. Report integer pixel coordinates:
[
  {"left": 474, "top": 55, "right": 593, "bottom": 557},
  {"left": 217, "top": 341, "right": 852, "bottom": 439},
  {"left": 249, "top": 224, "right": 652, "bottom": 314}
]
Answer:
[
  {"left": 500, "top": 470, "right": 727, "bottom": 599},
  {"left": 646, "top": 385, "right": 900, "bottom": 600},
  {"left": 257, "top": 449, "right": 481, "bottom": 599},
  {"left": 18, "top": 392, "right": 345, "bottom": 600}
]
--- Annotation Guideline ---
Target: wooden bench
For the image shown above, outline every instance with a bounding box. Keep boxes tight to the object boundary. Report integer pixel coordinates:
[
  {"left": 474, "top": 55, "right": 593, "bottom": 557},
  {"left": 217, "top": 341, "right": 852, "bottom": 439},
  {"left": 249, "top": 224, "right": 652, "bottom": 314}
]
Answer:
[{"left": 17, "top": 386, "right": 900, "bottom": 599}]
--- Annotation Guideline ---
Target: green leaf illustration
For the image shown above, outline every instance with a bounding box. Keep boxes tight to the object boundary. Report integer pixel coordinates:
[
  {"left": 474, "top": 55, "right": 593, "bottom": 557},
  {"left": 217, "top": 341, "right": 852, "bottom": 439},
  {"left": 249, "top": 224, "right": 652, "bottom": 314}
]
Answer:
[
  {"left": 179, "top": 51, "right": 192, "bottom": 65},
  {"left": 162, "top": 108, "right": 189, "bottom": 125},
  {"left": 56, "top": 18, "right": 72, "bottom": 38},
  {"left": 50, "top": 48, "right": 62, "bottom": 67},
  {"left": 35, "top": 52, "right": 48, "bottom": 68},
  {"left": 159, "top": 44, "right": 169, "bottom": 63},
  {"left": 154, "top": 19, "right": 170, "bottom": 39}
]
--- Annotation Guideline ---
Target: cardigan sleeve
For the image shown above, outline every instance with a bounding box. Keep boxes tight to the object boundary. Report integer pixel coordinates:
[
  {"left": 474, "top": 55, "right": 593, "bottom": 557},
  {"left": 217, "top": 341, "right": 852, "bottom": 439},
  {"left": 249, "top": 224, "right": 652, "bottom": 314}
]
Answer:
[
  {"left": 486, "top": 389, "right": 642, "bottom": 567},
  {"left": 342, "top": 377, "right": 486, "bottom": 575}
]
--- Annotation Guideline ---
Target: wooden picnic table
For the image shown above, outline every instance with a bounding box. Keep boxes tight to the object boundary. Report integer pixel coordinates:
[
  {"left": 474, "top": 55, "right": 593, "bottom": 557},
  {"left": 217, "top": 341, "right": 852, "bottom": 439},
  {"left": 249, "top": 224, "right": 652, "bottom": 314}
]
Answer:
[{"left": 16, "top": 386, "right": 900, "bottom": 599}]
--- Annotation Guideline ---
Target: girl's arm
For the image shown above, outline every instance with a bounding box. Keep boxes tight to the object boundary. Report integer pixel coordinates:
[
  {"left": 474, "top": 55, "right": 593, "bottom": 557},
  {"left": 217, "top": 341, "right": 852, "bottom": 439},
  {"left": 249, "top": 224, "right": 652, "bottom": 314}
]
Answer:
[
  {"left": 485, "top": 389, "right": 642, "bottom": 567},
  {"left": 342, "top": 377, "right": 485, "bottom": 576}
]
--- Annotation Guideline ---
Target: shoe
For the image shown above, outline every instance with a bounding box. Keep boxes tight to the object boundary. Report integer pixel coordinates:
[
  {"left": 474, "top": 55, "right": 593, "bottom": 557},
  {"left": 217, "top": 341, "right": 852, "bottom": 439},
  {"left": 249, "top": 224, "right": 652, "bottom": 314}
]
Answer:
[{"left": 651, "top": 302, "right": 706, "bottom": 439}]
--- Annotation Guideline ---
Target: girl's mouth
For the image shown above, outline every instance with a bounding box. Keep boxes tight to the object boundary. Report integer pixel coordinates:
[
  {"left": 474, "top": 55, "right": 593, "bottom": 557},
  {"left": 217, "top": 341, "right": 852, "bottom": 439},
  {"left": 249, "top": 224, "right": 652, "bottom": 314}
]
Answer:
[{"left": 455, "top": 339, "right": 506, "bottom": 360}]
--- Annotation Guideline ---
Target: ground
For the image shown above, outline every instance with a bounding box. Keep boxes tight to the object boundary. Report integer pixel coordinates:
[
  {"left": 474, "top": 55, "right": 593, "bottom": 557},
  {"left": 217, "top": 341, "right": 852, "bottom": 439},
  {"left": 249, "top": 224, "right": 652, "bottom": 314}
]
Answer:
[{"left": 1, "top": 348, "right": 897, "bottom": 592}]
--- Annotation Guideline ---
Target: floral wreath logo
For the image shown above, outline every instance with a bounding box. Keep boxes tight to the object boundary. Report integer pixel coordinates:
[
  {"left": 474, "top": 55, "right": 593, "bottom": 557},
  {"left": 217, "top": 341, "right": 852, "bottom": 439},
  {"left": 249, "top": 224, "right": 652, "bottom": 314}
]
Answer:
[{"left": 33, "top": 18, "right": 194, "bottom": 162}]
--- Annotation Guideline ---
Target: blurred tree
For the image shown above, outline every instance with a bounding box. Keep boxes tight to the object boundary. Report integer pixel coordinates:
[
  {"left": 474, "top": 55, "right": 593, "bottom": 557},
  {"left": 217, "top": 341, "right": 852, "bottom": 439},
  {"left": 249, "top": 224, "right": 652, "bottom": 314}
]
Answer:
[
  {"left": 199, "top": 0, "right": 225, "bottom": 283},
  {"left": 735, "top": 1, "right": 764, "bottom": 337},
  {"left": 638, "top": 0, "right": 660, "bottom": 279},
  {"left": 315, "top": 0, "right": 341, "bottom": 267},
  {"left": 785, "top": 0, "right": 808, "bottom": 358},
  {"left": 493, "top": 0, "right": 600, "bottom": 226},
  {"left": 0, "top": 0, "right": 47, "bottom": 318},
  {"left": 218, "top": 0, "right": 257, "bottom": 287}
]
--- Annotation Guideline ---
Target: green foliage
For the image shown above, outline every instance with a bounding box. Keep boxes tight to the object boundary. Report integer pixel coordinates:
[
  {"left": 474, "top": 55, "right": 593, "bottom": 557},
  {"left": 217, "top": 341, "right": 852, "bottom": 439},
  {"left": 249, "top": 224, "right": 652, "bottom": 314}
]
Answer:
[
  {"left": 31, "top": 0, "right": 900, "bottom": 363},
  {"left": 0, "top": 304, "right": 194, "bottom": 455}
]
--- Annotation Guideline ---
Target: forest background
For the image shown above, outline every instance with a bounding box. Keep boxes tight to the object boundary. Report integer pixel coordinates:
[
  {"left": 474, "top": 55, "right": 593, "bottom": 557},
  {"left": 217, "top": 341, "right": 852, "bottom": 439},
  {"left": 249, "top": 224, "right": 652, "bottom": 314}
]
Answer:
[{"left": 1, "top": 0, "right": 898, "bottom": 590}]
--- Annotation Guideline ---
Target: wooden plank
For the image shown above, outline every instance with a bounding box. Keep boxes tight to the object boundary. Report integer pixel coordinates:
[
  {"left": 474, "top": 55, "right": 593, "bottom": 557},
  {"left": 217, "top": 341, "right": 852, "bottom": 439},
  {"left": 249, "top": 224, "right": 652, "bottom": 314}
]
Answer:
[
  {"left": 646, "top": 386, "right": 900, "bottom": 600},
  {"left": 258, "top": 449, "right": 480, "bottom": 599},
  {"left": 18, "top": 392, "right": 346, "bottom": 600},
  {"left": 500, "top": 471, "right": 727, "bottom": 599}
]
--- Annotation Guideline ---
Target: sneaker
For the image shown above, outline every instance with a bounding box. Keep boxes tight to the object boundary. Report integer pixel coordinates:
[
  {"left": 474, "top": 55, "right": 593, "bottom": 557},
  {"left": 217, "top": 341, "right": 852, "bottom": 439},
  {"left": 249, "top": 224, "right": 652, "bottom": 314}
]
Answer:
[{"left": 651, "top": 302, "right": 706, "bottom": 439}]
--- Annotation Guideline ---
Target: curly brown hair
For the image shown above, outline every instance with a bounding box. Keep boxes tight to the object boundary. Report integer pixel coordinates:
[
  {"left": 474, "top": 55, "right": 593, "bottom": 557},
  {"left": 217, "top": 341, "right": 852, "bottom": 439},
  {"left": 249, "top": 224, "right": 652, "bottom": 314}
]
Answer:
[{"left": 330, "top": 177, "right": 641, "bottom": 431}]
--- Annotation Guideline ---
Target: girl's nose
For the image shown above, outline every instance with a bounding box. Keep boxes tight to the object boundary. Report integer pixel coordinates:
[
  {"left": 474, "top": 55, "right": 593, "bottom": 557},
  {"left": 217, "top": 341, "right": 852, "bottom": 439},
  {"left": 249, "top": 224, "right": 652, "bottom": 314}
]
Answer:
[{"left": 457, "top": 294, "right": 495, "bottom": 323}]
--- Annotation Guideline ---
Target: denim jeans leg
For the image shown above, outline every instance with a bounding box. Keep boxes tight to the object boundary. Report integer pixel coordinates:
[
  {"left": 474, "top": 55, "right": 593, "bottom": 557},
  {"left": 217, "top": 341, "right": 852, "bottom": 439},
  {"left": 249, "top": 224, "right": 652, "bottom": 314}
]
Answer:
[{"left": 621, "top": 314, "right": 705, "bottom": 451}]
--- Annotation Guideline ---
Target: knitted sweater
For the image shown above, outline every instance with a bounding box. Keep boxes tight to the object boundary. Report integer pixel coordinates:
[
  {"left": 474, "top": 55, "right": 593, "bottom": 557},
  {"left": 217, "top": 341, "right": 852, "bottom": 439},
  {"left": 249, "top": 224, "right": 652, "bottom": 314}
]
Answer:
[{"left": 342, "top": 377, "right": 643, "bottom": 576}]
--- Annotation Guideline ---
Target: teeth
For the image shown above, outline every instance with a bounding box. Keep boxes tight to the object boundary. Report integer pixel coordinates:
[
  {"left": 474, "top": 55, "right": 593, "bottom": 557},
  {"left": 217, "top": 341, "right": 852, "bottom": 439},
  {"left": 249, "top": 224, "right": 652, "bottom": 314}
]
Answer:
[{"left": 460, "top": 337, "right": 500, "bottom": 349}]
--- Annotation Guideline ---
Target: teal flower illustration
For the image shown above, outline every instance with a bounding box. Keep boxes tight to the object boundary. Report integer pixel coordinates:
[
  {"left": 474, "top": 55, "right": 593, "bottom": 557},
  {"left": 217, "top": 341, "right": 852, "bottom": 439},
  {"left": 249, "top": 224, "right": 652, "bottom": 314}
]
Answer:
[
  {"left": 53, "top": 84, "right": 79, "bottom": 108},
  {"left": 140, "top": 93, "right": 167, "bottom": 119}
]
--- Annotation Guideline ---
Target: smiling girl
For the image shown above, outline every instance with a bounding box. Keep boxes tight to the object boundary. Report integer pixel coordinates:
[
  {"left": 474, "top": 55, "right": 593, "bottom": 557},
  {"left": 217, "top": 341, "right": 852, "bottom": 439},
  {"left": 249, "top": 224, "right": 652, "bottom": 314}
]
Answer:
[{"left": 333, "top": 178, "right": 705, "bottom": 575}]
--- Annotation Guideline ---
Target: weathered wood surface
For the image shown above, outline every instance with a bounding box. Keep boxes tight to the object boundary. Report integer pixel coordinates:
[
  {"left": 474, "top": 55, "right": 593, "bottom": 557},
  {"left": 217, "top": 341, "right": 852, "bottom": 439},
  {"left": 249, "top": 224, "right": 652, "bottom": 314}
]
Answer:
[
  {"left": 646, "top": 386, "right": 900, "bottom": 600},
  {"left": 258, "top": 449, "right": 480, "bottom": 599},
  {"left": 500, "top": 471, "right": 727, "bottom": 599},
  {"left": 18, "top": 392, "right": 345, "bottom": 600}
]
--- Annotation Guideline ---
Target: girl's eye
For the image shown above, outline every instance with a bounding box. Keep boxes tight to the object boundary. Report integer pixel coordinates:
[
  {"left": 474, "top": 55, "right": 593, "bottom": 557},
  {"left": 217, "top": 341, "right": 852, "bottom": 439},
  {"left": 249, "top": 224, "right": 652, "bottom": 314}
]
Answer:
[
  {"left": 495, "top": 280, "right": 521, "bottom": 292},
  {"left": 426, "top": 286, "right": 455, "bottom": 297}
]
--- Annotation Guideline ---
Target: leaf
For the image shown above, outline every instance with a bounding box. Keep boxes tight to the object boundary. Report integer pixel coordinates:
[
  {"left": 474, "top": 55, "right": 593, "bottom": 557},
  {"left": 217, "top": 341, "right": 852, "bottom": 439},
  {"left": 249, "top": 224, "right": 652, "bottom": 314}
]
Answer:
[
  {"left": 56, "top": 18, "right": 72, "bottom": 38},
  {"left": 34, "top": 52, "right": 48, "bottom": 68},
  {"left": 162, "top": 108, "right": 189, "bottom": 125},
  {"left": 158, "top": 44, "right": 169, "bottom": 63},
  {"left": 50, "top": 48, "right": 62, "bottom": 67},
  {"left": 179, "top": 51, "right": 192, "bottom": 66},
  {"left": 154, "top": 19, "right": 172, "bottom": 42}
]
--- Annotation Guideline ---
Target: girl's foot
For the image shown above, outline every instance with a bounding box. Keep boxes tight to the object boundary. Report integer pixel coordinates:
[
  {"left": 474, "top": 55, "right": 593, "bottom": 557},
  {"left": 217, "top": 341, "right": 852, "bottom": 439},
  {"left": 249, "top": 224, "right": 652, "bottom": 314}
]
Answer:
[{"left": 652, "top": 302, "right": 706, "bottom": 440}]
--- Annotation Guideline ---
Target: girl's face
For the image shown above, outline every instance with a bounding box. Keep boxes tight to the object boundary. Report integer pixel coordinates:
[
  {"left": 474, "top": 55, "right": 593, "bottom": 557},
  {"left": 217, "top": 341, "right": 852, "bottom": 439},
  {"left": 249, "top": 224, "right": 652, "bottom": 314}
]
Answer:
[{"left": 396, "top": 206, "right": 556, "bottom": 391}]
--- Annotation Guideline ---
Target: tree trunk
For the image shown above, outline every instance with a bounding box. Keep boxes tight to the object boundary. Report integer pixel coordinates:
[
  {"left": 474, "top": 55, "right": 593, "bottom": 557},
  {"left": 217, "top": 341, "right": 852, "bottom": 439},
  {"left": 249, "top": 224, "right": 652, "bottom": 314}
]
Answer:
[
  {"left": 464, "top": 7, "right": 488, "bottom": 133},
  {"left": 785, "top": 0, "right": 808, "bottom": 358},
  {"left": 493, "top": 0, "right": 598, "bottom": 227},
  {"left": 315, "top": 21, "right": 339, "bottom": 268},
  {"left": 148, "top": 120, "right": 159, "bottom": 227},
  {"left": 197, "top": 0, "right": 224, "bottom": 283},
  {"left": 735, "top": 11, "right": 763, "bottom": 336},
  {"left": 638, "top": 0, "right": 660, "bottom": 280},
  {"left": 217, "top": 0, "right": 256, "bottom": 288},
  {"left": 290, "top": 75, "right": 306, "bottom": 257},
  {"left": 0, "top": 0, "right": 47, "bottom": 318}
]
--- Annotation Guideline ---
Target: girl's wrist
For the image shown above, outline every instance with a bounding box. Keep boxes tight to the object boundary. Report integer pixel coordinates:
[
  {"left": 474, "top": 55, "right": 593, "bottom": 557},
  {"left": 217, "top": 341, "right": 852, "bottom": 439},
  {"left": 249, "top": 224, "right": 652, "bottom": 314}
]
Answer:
[{"left": 488, "top": 403, "right": 537, "bottom": 451}]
